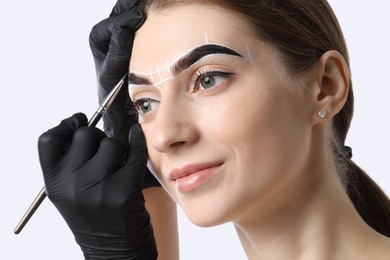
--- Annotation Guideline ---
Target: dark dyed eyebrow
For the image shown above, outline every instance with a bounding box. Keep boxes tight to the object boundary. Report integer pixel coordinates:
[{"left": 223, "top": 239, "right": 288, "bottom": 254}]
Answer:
[
  {"left": 128, "top": 73, "right": 152, "bottom": 86},
  {"left": 172, "top": 44, "right": 243, "bottom": 75},
  {"left": 128, "top": 44, "right": 243, "bottom": 85}
]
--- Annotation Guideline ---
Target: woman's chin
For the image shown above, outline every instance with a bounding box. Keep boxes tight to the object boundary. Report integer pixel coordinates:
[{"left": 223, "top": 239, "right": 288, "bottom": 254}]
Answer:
[{"left": 183, "top": 207, "right": 230, "bottom": 228}]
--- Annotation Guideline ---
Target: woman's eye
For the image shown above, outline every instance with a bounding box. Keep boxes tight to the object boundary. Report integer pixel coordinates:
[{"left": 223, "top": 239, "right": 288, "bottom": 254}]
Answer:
[
  {"left": 200, "top": 75, "right": 219, "bottom": 89},
  {"left": 194, "top": 71, "right": 234, "bottom": 91},
  {"left": 133, "top": 98, "right": 158, "bottom": 115}
]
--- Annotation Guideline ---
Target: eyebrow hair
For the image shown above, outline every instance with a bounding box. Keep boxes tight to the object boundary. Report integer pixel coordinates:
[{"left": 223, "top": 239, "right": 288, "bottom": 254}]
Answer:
[
  {"left": 172, "top": 44, "right": 243, "bottom": 75},
  {"left": 128, "top": 44, "right": 244, "bottom": 86},
  {"left": 128, "top": 72, "right": 152, "bottom": 85}
]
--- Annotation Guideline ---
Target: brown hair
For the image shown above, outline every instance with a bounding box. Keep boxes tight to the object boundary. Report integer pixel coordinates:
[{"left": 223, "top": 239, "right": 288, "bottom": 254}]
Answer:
[{"left": 139, "top": 0, "right": 390, "bottom": 236}]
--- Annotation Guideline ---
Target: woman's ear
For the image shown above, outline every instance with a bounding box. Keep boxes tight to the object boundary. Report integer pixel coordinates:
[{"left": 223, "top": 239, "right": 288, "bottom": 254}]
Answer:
[{"left": 311, "top": 50, "right": 350, "bottom": 125}]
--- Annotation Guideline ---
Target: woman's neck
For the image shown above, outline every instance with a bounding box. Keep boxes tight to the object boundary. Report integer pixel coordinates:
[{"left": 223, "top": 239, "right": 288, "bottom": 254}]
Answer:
[{"left": 233, "top": 165, "right": 387, "bottom": 259}]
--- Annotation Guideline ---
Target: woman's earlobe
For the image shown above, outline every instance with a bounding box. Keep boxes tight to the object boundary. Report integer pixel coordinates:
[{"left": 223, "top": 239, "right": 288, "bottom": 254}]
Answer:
[
  {"left": 312, "top": 50, "right": 350, "bottom": 123},
  {"left": 318, "top": 109, "right": 327, "bottom": 118}
]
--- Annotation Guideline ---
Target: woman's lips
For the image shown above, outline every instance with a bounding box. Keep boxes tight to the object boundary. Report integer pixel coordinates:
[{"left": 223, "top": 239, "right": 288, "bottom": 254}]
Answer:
[{"left": 169, "top": 162, "right": 223, "bottom": 193}]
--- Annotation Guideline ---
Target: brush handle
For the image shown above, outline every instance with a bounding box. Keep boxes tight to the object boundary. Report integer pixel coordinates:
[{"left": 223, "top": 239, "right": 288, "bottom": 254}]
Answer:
[
  {"left": 14, "top": 114, "right": 100, "bottom": 234},
  {"left": 14, "top": 187, "right": 46, "bottom": 234},
  {"left": 13, "top": 74, "right": 127, "bottom": 235}
]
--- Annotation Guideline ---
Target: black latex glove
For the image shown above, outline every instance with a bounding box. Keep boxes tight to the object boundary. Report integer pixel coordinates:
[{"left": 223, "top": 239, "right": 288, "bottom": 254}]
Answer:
[
  {"left": 89, "top": 0, "right": 141, "bottom": 142},
  {"left": 89, "top": 0, "right": 160, "bottom": 188},
  {"left": 38, "top": 113, "right": 157, "bottom": 259}
]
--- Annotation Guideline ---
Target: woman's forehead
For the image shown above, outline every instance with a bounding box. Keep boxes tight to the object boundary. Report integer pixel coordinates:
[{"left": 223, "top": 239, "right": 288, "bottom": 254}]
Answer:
[{"left": 131, "top": 5, "right": 258, "bottom": 71}]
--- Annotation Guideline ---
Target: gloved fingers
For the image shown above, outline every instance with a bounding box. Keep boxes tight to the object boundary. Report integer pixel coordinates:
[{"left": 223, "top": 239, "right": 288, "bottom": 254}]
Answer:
[
  {"left": 114, "top": 124, "right": 148, "bottom": 194},
  {"left": 97, "top": 26, "right": 133, "bottom": 113},
  {"left": 97, "top": 28, "right": 133, "bottom": 96},
  {"left": 115, "top": 7, "right": 144, "bottom": 30},
  {"left": 101, "top": 93, "right": 136, "bottom": 142},
  {"left": 89, "top": 17, "right": 113, "bottom": 67},
  {"left": 65, "top": 127, "right": 107, "bottom": 165},
  {"left": 128, "top": 124, "right": 148, "bottom": 163},
  {"left": 110, "top": 8, "right": 144, "bottom": 67},
  {"left": 110, "top": 0, "right": 139, "bottom": 17},
  {"left": 89, "top": 7, "right": 143, "bottom": 68},
  {"left": 94, "top": 27, "right": 137, "bottom": 141},
  {"left": 143, "top": 168, "right": 162, "bottom": 188},
  {"left": 38, "top": 113, "right": 88, "bottom": 170},
  {"left": 82, "top": 137, "right": 127, "bottom": 184},
  {"left": 98, "top": 6, "right": 144, "bottom": 84}
]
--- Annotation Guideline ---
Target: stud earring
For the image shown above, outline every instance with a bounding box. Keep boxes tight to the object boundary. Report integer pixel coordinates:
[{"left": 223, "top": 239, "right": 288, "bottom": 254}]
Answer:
[{"left": 318, "top": 109, "right": 327, "bottom": 118}]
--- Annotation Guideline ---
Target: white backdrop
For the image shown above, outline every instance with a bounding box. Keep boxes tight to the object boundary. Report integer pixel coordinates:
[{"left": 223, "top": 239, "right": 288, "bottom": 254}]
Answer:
[{"left": 1, "top": 1, "right": 389, "bottom": 259}]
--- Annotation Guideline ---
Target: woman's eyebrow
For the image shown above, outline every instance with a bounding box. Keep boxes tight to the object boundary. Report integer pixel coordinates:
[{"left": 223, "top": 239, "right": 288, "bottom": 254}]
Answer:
[
  {"left": 172, "top": 44, "right": 244, "bottom": 75},
  {"left": 128, "top": 44, "right": 243, "bottom": 85},
  {"left": 128, "top": 73, "right": 152, "bottom": 85}
]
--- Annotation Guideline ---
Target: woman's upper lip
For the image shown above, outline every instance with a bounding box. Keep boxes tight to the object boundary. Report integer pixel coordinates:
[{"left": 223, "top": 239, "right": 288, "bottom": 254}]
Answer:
[{"left": 169, "top": 161, "right": 224, "bottom": 180}]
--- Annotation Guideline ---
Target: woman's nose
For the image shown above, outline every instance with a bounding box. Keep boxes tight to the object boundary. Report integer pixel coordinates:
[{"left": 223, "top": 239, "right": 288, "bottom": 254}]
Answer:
[{"left": 150, "top": 97, "right": 199, "bottom": 153}]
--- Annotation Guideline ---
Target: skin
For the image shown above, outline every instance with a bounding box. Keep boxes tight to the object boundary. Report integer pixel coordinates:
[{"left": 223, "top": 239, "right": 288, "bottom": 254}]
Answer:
[
  {"left": 143, "top": 188, "right": 179, "bottom": 260},
  {"left": 130, "top": 4, "right": 390, "bottom": 259}
]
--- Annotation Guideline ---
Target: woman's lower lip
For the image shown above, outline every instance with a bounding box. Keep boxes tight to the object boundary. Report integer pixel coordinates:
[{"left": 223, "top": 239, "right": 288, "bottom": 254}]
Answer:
[{"left": 175, "top": 165, "right": 222, "bottom": 193}]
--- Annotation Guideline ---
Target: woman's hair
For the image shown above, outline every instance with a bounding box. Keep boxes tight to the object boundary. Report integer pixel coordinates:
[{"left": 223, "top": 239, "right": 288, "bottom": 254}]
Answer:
[{"left": 139, "top": 0, "right": 390, "bottom": 236}]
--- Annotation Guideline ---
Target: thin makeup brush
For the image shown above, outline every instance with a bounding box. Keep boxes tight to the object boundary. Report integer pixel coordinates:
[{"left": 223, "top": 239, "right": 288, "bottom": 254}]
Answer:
[{"left": 14, "top": 73, "right": 128, "bottom": 234}]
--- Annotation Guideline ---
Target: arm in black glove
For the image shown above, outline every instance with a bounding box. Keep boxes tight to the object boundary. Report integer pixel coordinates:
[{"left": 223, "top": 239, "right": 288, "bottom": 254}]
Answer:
[
  {"left": 89, "top": 1, "right": 179, "bottom": 258},
  {"left": 89, "top": 0, "right": 160, "bottom": 188},
  {"left": 39, "top": 113, "right": 157, "bottom": 259},
  {"left": 89, "top": 0, "right": 140, "bottom": 141}
]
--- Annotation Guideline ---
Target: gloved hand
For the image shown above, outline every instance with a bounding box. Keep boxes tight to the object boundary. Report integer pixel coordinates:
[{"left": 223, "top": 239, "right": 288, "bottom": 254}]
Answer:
[
  {"left": 89, "top": 0, "right": 142, "bottom": 141},
  {"left": 38, "top": 113, "right": 157, "bottom": 259},
  {"left": 89, "top": 0, "right": 160, "bottom": 188}
]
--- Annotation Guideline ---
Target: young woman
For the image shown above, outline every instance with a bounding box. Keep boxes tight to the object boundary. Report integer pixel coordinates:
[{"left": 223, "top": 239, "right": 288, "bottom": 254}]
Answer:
[
  {"left": 37, "top": 0, "right": 390, "bottom": 259},
  {"left": 129, "top": 0, "right": 390, "bottom": 258}
]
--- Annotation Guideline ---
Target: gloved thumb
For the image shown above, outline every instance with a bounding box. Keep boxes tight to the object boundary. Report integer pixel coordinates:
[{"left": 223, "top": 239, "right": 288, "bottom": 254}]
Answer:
[
  {"left": 128, "top": 124, "right": 148, "bottom": 163},
  {"left": 116, "top": 124, "right": 148, "bottom": 194}
]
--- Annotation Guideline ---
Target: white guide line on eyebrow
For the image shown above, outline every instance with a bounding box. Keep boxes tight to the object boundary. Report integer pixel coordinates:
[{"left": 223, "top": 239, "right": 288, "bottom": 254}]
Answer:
[
  {"left": 154, "top": 76, "right": 175, "bottom": 87},
  {"left": 131, "top": 53, "right": 242, "bottom": 78},
  {"left": 156, "top": 63, "right": 162, "bottom": 82},
  {"left": 246, "top": 44, "right": 254, "bottom": 64},
  {"left": 128, "top": 76, "right": 174, "bottom": 88},
  {"left": 131, "top": 63, "right": 174, "bottom": 87},
  {"left": 133, "top": 65, "right": 172, "bottom": 77},
  {"left": 148, "top": 67, "right": 155, "bottom": 83},
  {"left": 131, "top": 54, "right": 245, "bottom": 87},
  {"left": 167, "top": 42, "right": 249, "bottom": 72},
  {"left": 130, "top": 42, "right": 249, "bottom": 87},
  {"left": 167, "top": 61, "right": 173, "bottom": 78}
]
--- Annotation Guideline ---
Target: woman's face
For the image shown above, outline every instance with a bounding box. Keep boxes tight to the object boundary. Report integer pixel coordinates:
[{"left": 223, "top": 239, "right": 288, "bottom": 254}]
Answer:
[{"left": 130, "top": 4, "right": 315, "bottom": 226}]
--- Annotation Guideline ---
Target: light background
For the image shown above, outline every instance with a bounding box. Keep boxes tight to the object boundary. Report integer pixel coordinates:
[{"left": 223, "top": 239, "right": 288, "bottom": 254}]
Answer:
[{"left": 1, "top": 1, "right": 389, "bottom": 259}]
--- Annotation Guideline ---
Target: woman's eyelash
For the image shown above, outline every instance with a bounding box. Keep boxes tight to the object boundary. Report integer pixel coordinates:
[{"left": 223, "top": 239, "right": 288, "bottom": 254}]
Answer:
[
  {"left": 130, "top": 70, "right": 235, "bottom": 116},
  {"left": 132, "top": 98, "right": 159, "bottom": 115},
  {"left": 191, "top": 70, "right": 234, "bottom": 90},
  {"left": 126, "top": 99, "right": 140, "bottom": 117}
]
